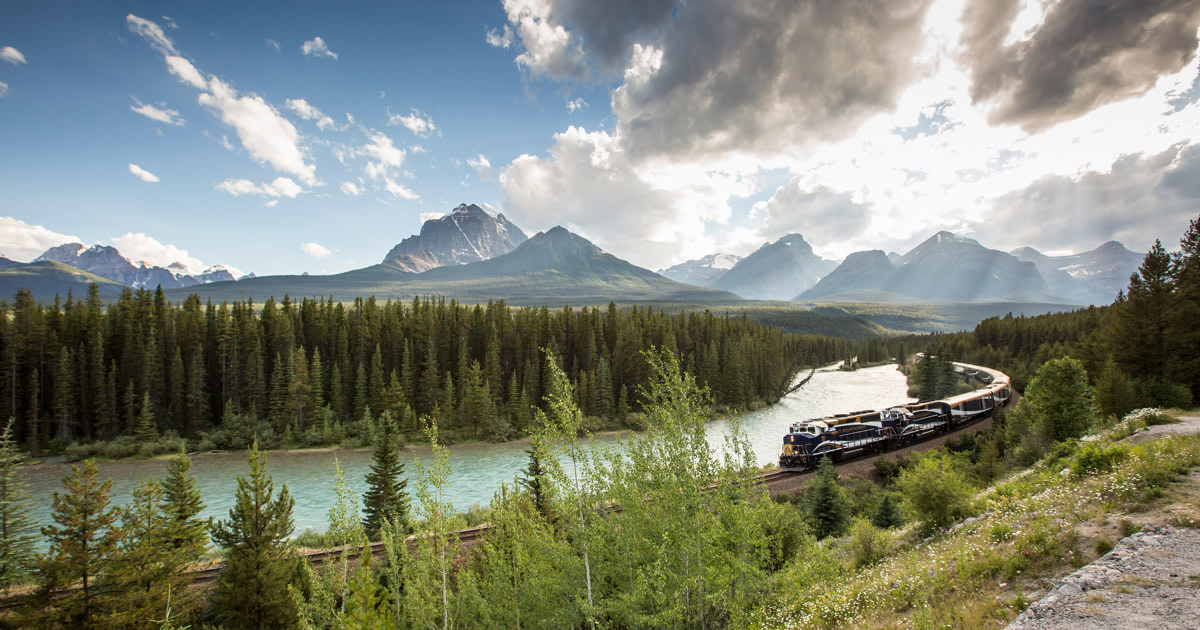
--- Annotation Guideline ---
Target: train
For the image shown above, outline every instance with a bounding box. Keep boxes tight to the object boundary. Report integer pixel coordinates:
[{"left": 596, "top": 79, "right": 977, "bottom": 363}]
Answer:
[{"left": 778, "top": 359, "right": 1012, "bottom": 471}]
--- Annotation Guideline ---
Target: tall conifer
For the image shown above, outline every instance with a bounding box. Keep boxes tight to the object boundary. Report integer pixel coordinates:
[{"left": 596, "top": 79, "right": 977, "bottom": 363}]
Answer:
[{"left": 362, "top": 412, "right": 410, "bottom": 539}]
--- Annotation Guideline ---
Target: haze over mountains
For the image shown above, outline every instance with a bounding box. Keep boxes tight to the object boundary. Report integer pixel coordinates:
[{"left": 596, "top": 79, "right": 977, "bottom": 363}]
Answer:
[{"left": 0, "top": 203, "right": 1145, "bottom": 308}]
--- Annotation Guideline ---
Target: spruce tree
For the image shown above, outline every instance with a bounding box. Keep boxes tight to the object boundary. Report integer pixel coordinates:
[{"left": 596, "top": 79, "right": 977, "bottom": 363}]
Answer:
[
  {"left": 39, "top": 460, "right": 123, "bottom": 629},
  {"left": 518, "top": 447, "right": 553, "bottom": 523},
  {"left": 871, "top": 494, "right": 903, "bottom": 529},
  {"left": 209, "top": 442, "right": 299, "bottom": 629},
  {"left": 160, "top": 448, "right": 207, "bottom": 561},
  {"left": 342, "top": 549, "right": 393, "bottom": 630},
  {"left": 0, "top": 418, "right": 34, "bottom": 592},
  {"left": 134, "top": 392, "right": 157, "bottom": 443},
  {"left": 363, "top": 411, "right": 410, "bottom": 540},
  {"left": 805, "top": 457, "right": 849, "bottom": 539}
]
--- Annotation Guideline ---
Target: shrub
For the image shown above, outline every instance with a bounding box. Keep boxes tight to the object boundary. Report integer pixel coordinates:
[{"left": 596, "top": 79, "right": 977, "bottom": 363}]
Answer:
[
  {"left": 846, "top": 518, "right": 893, "bottom": 569},
  {"left": 895, "top": 451, "right": 976, "bottom": 533},
  {"left": 1069, "top": 442, "right": 1127, "bottom": 478},
  {"left": 1094, "top": 537, "right": 1114, "bottom": 555}
]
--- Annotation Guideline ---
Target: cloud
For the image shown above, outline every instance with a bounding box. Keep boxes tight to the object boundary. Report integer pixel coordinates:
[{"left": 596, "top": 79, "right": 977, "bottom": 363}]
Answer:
[
  {"left": 495, "top": 0, "right": 675, "bottom": 80},
  {"left": 983, "top": 142, "right": 1200, "bottom": 253},
  {"left": 300, "top": 36, "right": 338, "bottom": 60},
  {"left": 0, "top": 217, "right": 80, "bottom": 261},
  {"left": 387, "top": 108, "right": 437, "bottom": 137},
  {"left": 266, "top": 39, "right": 281, "bottom": 51},
  {"left": 130, "top": 99, "right": 184, "bottom": 125},
  {"left": 301, "top": 242, "right": 332, "bottom": 258},
  {"left": 384, "top": 178, "right": 419, "bottom": 199},
  {"left": 466, "top": 154, "right": 494, "bottom": 179},
  {"left": 758, "top": 183, "right": 873, "bottom": 248},
  {"left": 127, "top": 15, "right": 317, "bottom": 185},
  {"left": 419, "top": 212, "right": 443, "bottom": 224},
  {"left": 111, "top": 232, "right": 203, "bottom": 270},
  {"left": 199, "top": 78, "right": 317, "bottom": 184},
  {"left": 286, "top": 98, "right": 336, "bottom": 130},
  {"left": 0, "top": 46, "right": 25, "bottom": 65},
  {"left": 486, "top": 25, "right": 514, "bottom": 49},
  {"left": 500, "top": 126, "right": 747, "bottom": 268},
  {"left": 161, "top": 15, "right": 178, "bottom": 29},
  {"left": 566, "top": 97, "right": 587, "bottom": 112},
  {"left": 216, "top": 177, "right": 304, "bottom": 198},
  {"left": 126, "top": 14, "right": 175, "bottom": 54},
  {"left": 361, "top": 131, "right": 406, "bottom": 179},
  {"left": 128, "top": 163, "right": 161, "bottom": 183},
  {"left": 0, "top": 82, "right": 8, "bottom": 98},
  {"left": 340, "top": 181, "right": 363, "bottom": 196},
  {"left": 961, "top": 0, "right": 1200, "bottom": 131},
  {"left": 611, "top": 0, "right": 935, "bottom": 160}
]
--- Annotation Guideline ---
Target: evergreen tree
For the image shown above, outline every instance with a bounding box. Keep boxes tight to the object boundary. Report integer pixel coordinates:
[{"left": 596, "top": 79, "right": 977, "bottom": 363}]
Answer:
[
  {"left": 870, "top": 493, "right": 903, "bottom": 529},
  {"left": 342, "top": 549, "right": 394, "bottom": 630},
  {"left": 134, "top": 393, "right": 157, "bottom": 443},
  {"left": 38, "top": 460, "right": 123, "bottom": 629},
  {"left": 110, "top": 479, "right": 184, "bottom": 628},
  {"left": 805, "top": 457, "right": 849, "bottom": 539},
  {"left": 0, "top": 418, "right": 34, "bottom": 592},
  {"left": 362, "top": 411, "right": 410, "bottom": 540},
  {"left": 517, "top": 447, "right": 552, "bottom": 523},
  {"left": 160, "top": 448, "right": 206, "bottom": 562},
  {"left": 208, "top": 442, "right": 299, "bottom": 629},
  {"left": 1095, "top": 356, "right": 1136, "bottom": 418},
  {"left": 1110, "top": 240, "right": 1174, "bottom": 380}
]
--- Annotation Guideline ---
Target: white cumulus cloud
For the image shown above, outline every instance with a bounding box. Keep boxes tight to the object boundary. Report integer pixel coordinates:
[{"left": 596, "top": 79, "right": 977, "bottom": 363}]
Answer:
[
  {"left": 215, "top": 177, "right": 304, "bottom": 198},
  {"left": 301, "top": 242, "right": 332, "bottom": 258},
  {"left": 0, "top": 46, "right": 25, "bottom": 65},
  {"left": 111, "top": 232, "right": 204, "bottom": 271},
  {"left": 486, "top": 25, "right": 515, "bottom": 48},
  {"left": 300, "top": 36, "right": 338, "bottom": 60},
  {"left": 0, "top": 217, "right": 80, "bottom": 261},
  {"left": 165, "top": 55, "right": 207, "bottom": 89},
  {"left": 130, "top": 100, "right": 184, "bottom": 126},
  {"left": 128, "top": 163, "right": 160, "bottom": 182},
  {"left": 419, "top": 212, "right": 443, "bottom": 224},
  {"left": 387, "top": 108, "right": 437, "bottom": 137},
  {"left": 361, "top": 131, "right": 406, "bottom": 179},
  {"left": 340, "top": 181, "right": 363, "bottom": 196},
  {"left": 467, "top": 154, "right": 495, "bottom": 179},
  {"left": 126, "top": 15, "right": 175, "bottom": 54},
  {"left": 384, "top": 178, "right": 419, "bottom": 199},
  {"left": 286, "top": 98, "right": 336, "bottom": 130}
]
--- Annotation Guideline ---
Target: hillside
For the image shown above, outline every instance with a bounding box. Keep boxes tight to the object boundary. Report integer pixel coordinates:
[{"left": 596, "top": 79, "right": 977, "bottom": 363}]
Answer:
[
  {"left": 162, "top": 226, "right": 740, "bottom": 305},
  {"left": 0, "top": 260, "right": 126, "bottom": 299},
  {"left": 710, "top": 234, "right": 837, "bottom": 300}
]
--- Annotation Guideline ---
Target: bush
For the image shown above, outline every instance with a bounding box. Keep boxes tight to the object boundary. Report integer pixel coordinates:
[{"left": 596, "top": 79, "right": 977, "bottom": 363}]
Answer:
[
  {"left": 895, "top": 451, "right": 976, "bottom": 533},
  {"left": 1069, "top": 442, "right": 1127, "bottom": 478},
  {"left": 846, "top": 518, "right": 893, "bottom": 569}
]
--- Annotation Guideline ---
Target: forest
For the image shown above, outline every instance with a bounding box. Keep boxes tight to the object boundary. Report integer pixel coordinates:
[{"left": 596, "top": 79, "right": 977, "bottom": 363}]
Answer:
[{"left": 0, "top": 290, "right": 894, "bottom": 457}]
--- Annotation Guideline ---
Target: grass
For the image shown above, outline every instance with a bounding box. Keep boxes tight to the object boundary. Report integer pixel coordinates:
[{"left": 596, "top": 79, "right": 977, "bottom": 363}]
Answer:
[{"left": 745, "top": 409, "right": 1200, "bottom": 629}]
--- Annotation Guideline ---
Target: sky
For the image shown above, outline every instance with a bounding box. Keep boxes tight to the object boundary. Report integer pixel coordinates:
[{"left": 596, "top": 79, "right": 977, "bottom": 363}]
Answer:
[{"left": 2, "top": 0, "right": 1200, "bottom": 276}]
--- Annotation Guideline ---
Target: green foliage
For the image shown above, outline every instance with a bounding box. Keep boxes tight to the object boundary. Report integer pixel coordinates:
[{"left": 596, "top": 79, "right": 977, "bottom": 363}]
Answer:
[
  {"left": 327, "top": 458, "right": 364, "bottom": 547},
  {"left": 870, "top": 493, "right": 903, "bottom": 529},
  {"left": 895, "top": 451, "right": 975, "bottom": 533},
  {"left": 38, "top": 460, "right": 123, "bottom": 629},
  {"left": 0, "top": 418, "right": 34, "bottom": 591},
  {"left": 362, "top": 412, "right": 410, "bottom": 541},
  {"left": 1024, "top": 357, "right": 1097, "bottom": 443},
  {"left": 160, "top": 448, "right": 207, "bottom": 563},
  {"left": 846, "top": 518, "right": 893, "bottom": 569},
  {"left": 805, "top": 457, "right": 850, "bottom": 539},
  {"left": 208, "top": 442, "right": 299, "bottom": 629},
  {"left": 1069, "top": 441, "right": 1127, "bottom": 478}
]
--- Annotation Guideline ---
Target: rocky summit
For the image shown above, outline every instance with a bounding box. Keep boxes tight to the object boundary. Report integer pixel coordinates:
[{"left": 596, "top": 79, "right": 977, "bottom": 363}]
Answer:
[
  {"left": 382, "top": 203, "right": 528, "bottom": 272},
  {"left": 709, "top": 234, "right": 837, "bottom": 300},
  {"left": 33, "top": 243, "right": 243, "bottom": 290}
]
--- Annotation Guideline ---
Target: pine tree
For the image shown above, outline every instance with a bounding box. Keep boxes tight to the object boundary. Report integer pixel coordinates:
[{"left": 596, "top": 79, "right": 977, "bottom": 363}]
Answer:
[
  {"left": 39, "top": 460, "right": 123, "bottom": 629},
  {"left": 805, "top": 457, "right": 849, "bottom": 539},
  {"left": 342, "top": 549, "right": 394, "bottom": 630},
  {"left": 518, "top": 447, "right": 553, "bottom": 523},
  {"left": 870, "top": 494, "right": 903, "bottom": 529},
  {"left": 0, "top": 418, "right": 34, "bottom": 592},
  {"left": 134, "top": 392, "right": 157, "bottom": 443},
  {"left": 363, "top": 412, "right": 410, "bottom": 540},
  {"left": 209, "top": 442, "right": 299, "bottom": 629},
  {"left": 160, "top": 448, "right": 206, "bottom": 562},
  {"left": 110, "top": 479, "right": 182, "bottom": 627}
]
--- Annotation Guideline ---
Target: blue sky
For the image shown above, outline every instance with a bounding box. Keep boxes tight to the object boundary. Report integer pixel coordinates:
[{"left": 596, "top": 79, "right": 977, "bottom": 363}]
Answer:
[{"left": 3, "top": 0, "right": 1200, "bottom": 276}]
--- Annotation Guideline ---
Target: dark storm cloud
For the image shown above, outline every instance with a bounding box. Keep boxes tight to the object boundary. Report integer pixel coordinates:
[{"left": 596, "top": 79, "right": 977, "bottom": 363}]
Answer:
[
  {"left": 613, "top": 0, "right": 935, "bottom": 159},
  {"left": 558, "top": 0, "right": 675, "bottom": 76},
  {"left": 962, "top": 0, "right": 1200, "bottom": 131},
  {"left": 985, "top": 143, "right": 1200, "bottom": 253}
]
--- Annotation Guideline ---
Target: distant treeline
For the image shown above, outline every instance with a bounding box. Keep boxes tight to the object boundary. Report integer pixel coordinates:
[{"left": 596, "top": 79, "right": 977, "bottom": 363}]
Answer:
[
  {"left": 0, "top": 291, "right": 896, "bottom": 453},
  {"left": 911, "top": 216, "right": 1200, "bottom": 414}
]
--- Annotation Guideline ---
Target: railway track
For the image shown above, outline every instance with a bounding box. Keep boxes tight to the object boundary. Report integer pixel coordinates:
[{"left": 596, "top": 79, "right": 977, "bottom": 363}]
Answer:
[{"left": 4, "top": 362, "right": 1012, "bottom": 607}]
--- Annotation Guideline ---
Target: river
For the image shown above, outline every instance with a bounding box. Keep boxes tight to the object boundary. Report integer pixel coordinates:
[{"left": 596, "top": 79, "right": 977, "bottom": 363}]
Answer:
[{"left": 23, "top": 363, "right": 913, "bottom": 536}]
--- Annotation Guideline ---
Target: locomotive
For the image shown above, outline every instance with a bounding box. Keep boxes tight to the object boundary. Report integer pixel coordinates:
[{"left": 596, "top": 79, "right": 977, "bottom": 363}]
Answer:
[{"left": 778, "top": 361, "right": 1012, "bottom": 471}]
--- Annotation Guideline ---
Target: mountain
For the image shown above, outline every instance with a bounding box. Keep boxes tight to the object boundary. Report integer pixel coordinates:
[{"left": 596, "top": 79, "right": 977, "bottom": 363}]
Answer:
[
  {"left": 656, "top": 253, "right": 743, "bottom": 286},
  {"left": 0, "top": 256, "right": 22, "bottom": 269},
  {"left": 1011, "top": 241, "right": 1143, "bottom": 305},
  {"left": 0, "top": 260, "right": 126, "bottom": 299},
  {"left": 164, "top": 226, "right": 740, "bottom": 305},
  {"left": 709, "top": 234, "right": 837, "bottom": 300},
  {"left": 34, "top": 243, "right": 245, "bottom": 289},
  {"left": 383, "top": 203, "right": 528, "bottom": 272},
  {"left": 796, "top": 232, "right": 1055, "bottom": 302},
  {"left": 799, "top": 250, "right": 897, "bottom": 299},
  {"left": 887, "top": 232, "right": 1053, "bottom": 302}
]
